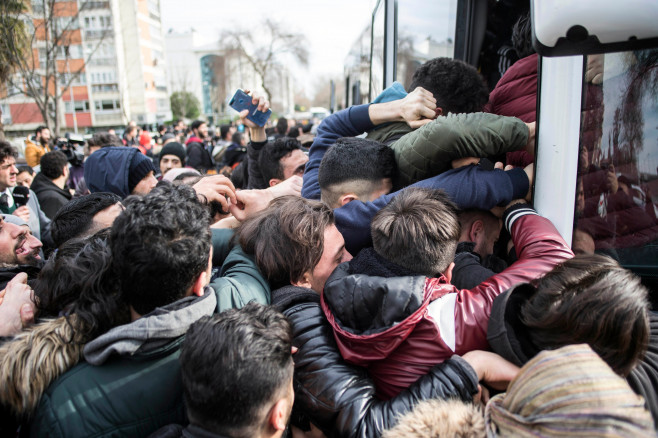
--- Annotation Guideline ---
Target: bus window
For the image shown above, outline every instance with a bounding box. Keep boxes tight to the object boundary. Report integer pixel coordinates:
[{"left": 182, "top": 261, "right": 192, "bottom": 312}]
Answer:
[
  {"left": 396, "top": 0, "right": 458, "bottom": 89},
  {"left": 573, "top": 49, "right": 658, "bottom": 278},
  {"left": 369, "top": 0, "right": 385, "bottom": 100}
]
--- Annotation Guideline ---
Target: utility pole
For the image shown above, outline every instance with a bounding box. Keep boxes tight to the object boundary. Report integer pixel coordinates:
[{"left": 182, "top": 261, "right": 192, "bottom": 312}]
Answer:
[{"left": 64, "top": 45, "right": 78, "bottom": 134}]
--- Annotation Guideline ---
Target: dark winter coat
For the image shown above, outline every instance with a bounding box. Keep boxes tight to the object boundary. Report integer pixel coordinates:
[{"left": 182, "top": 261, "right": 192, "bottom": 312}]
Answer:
[
  {"left": 185, "top": 137, "right": 213, "bottom": 173},
  {"left": 271, "top": 285, "right": 479, "bottom": 438},
  {"left": 30, "top": 173, "right": 72, "bottom": 219}
]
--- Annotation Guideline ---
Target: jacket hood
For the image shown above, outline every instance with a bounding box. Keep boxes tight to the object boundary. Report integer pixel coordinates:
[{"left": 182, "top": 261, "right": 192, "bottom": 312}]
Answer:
[
  {"left": 83, "top": 287, "right": 217, "bottom": 365},
  {"left": 185, "top": 136, "right": 204, "bottom": 146},
  {"left": 382, "top": 398, "right": 485, "bottom": 437},
  {"left": 321, "top": 261, "right": 453, "bottom": 365},
  {"left": 30, "top": 172, "right": 72, "bottom": 199},
  {"left": 271, "top": 284, "right": 319, "bottom": 312},
  {"left": 0, "top": 317, "right": 84, "bottom": 417},
  {"left": 84, "top": 146, "right": 138, "bottom": 197},
  {"left": 487, "top": 282, "right": 540, "bottom": 367}
]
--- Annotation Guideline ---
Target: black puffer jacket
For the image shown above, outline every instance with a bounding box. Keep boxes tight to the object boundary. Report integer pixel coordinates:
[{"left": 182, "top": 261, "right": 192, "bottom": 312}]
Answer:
[{"left": 272, "top": 285, "right": 479, "bottom": 438}]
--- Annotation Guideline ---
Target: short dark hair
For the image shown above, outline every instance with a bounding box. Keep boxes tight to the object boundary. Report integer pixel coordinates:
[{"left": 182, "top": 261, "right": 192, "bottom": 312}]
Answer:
[
  {"left": 0, "top": 140, "right": 18, "bottom": 163},
  {"left": 408, "top": 57, "right": 489, "bottom": 114},
  {"left": 110, "top": 184, "right": 211, "bottom": 315},
  {"left": 512, "top": 12, "right": 535, "bottom": 58},
  {"left": 522, "top": 254, "right": 650, "bottom": 376},
  {"left": 372, "top": 187, "right": 460, "bottom": 276},
  {"left": 181, "top": 302, "right": 293, "bottom": 435},
  {"left": 276, "top": 117, "right": 288, "bottom": 135},
  {"left": 89, "top": 132, "right": 123, "bottom": 148},
  {"left": 238, "top": 196, "right": 334, "bottom": 289},
  {"left": 318, "top": 137, "right": 396, "bottom": 206},
  {"left": 191, "top": 120, "right": 205, "bottom": 132},
  {"left": 232, "top": 132, "right": 243, "bottom": 145},
  {"left": 17, "top": 165, "right": 34, "bottom": 176},
  {"left": 51, "top": 192, "right": 122, "bottom": 247},
  {"left": 35, "top": 125, "right": 48, "bottom": 136},
  {"left": 39, "top": 151, "right": 68, "bottom": 179},
  {"left": 258, "top": 137, "right": 302, "bottom": 185},
  {"left": 219, "top": 125, "right": 232, "bottom": 140}
]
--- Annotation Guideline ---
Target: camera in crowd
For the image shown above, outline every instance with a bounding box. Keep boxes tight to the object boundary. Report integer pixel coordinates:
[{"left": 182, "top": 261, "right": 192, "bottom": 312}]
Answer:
[{"left": 56, "top": 133, "right": 85, "bottom": 167}]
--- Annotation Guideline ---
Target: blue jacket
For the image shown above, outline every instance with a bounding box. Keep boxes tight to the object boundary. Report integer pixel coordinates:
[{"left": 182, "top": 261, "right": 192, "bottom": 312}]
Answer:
[
  {"left": 84, "top": 147, "right": 139, "bottom": 198},
  {"left": 302, "top": 104, "right": 529, "bottom": 255}
]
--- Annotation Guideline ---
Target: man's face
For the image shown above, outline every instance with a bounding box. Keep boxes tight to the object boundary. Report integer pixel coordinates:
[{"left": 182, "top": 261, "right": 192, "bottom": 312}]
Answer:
[
  {"left": 16, "top": 171, "right": 34, "bottom": 188},
  {"left": 0, "top": 157, "right": 18, "bottom": 190},
  {"left": 195, "top": 123, "right": 208, "bottom": 139},
  {"left": 160, "top": 154, "right": 183, "bottom": 176},
  {"left": 280, "top": 149, "right": 308, "bottom": 181},
  {"left": 0, "top": 218, "right": 42, "bottom": 266},
  {"left": 131, "top": 171, "right": 158, "bottom": 195},
  {"left": 305, "top": 224, "right": 352, "bottom": 293},
  {"left": 39, "top": 128, "right": 51, "bottom": 144}
]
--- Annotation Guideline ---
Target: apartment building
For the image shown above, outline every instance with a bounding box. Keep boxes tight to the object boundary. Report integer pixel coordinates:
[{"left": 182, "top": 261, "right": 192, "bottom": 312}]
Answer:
[{"left": 1, "top": 0, "right": 172, "bottom": 135}]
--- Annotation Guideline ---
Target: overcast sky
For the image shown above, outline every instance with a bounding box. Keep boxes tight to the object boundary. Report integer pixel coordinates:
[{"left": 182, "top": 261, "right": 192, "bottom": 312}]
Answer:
[{"left": 160, "top": 0, "right": 378, "bottom": 94}]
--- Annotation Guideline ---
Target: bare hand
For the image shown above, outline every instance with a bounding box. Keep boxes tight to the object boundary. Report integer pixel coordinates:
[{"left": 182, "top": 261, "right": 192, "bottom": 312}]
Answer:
[
  {"left": 0, "top": 273, "right": 36, "bottom": 337},
  {"left": 585, "top": 54, "right": 604, "bottom": 84},
  {"left": 400, "top": 87, "right": 437, "bottom": 129},
  {"left": 268, "top": 175, "right": 302, "bottom": 198},
  {"left": 606, "top": 164, "right": 618, "bottom": 193},
  {"left": 229, "top": 176, "right": 302, "bottom": 222},
  {"left": 239, "top": 89, "right": 269, "bottom": 142},
  {"left": 229, "top": 189, "right": 274, "bottom": 222},
  {"left": 13, "top": 206, "right": 30, "bottom": 223},
  {"left": 192, "top": 175, "right": 237, "bottom": 212},
  {"left": 461, "top": 350, "right": 520, "bottom": 391}
]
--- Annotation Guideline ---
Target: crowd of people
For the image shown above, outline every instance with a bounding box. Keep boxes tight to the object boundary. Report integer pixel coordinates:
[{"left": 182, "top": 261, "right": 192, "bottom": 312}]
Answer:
[{"left": 0, "top": 12, "right": 656, "bottom": 438}]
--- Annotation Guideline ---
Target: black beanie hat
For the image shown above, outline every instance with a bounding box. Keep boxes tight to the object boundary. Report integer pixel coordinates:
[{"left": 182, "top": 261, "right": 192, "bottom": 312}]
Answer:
[
  {"left": 128, "top": 152, "right": 156, "bottom": 194},
  {"left": 159, "top": 142, "right": 186, "bottom": 166}
]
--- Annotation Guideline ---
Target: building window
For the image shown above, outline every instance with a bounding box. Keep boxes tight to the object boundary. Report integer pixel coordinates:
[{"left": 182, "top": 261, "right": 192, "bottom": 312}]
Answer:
[
  {"left": 59, "top": 72, "right": 87, "bottom": 86},
  {"left": 94, "top": 99, "right": 121, "bottom": 112},
  {"left": 91, "top": 84, "right": 118, "bottom": 92},
  {"left": 65, "top": 100, "right": 90, "bottom": 113}
]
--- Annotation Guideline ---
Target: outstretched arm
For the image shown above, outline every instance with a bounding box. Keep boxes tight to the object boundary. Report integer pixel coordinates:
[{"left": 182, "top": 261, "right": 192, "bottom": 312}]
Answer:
[
  {"left": 301, "top": 88, "right": 437, "bottom": 200},
  {"left": 335, "top": 165, "right": 530, "bottom": 255}
]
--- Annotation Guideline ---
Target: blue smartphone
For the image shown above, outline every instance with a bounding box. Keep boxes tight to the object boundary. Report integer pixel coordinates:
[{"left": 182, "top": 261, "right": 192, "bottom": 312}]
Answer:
[{"left": 229, "top": 89, "right": 272, "bottom": 127}]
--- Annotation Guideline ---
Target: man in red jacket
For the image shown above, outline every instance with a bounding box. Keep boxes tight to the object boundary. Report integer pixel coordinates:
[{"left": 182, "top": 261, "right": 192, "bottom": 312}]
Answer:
[{"left": 321, "top": 187, "right": 573, "bottom": 399}]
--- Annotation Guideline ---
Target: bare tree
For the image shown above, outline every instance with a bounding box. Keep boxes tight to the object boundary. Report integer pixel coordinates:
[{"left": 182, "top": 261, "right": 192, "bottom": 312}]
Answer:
[
  {"left": 0, "top": 0, "right": 110, "bottom": 134},
  {"left": 0, "top": 0, "right": 29, "bottom": 139},
  {"left": 220, "top": 19, "right": 309, "bottom": 103}
]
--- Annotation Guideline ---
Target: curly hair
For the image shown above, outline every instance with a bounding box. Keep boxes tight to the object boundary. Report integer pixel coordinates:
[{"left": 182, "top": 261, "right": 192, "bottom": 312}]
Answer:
[
  {"left": 110, "top": 184, "right": 211, "bottom": 315},
  {"left": 408, "top": 57, "right": 489, "bottom": 114}
]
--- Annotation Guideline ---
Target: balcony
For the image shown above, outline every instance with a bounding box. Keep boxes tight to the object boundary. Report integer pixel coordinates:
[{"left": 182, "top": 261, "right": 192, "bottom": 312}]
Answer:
[{"left": 87, "top": 57, "right": 116, "bottom": 66}]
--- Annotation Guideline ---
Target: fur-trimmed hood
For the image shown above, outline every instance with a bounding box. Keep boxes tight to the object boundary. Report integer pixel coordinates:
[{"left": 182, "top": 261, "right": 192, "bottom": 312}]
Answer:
[
  {"left": 382, "top": 398, "right": 485, "bottom": 437},
  {"left": 0, "top": 316, "right": 84, "bottom": 418}
]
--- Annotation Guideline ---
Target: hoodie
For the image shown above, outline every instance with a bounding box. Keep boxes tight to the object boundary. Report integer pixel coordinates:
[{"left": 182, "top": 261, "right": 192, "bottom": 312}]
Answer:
[{"left": 84, "top": 146, "right": 156, "bottom": 198}]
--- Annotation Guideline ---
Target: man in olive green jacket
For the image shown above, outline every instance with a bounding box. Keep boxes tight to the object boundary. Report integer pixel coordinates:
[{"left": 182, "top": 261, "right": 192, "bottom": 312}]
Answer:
[
  {"left": 26, "top": 184, "right": 270, "bottom": 438},
  {"left": 366, "top": 58, "right": 534, "bottom": 189}
]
